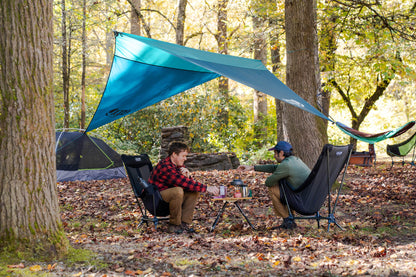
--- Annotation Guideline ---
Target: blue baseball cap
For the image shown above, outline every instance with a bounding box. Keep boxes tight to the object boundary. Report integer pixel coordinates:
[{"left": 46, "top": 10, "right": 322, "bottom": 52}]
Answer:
[{"left": 268, "top": 141, "right": 292, "bottom": 152}]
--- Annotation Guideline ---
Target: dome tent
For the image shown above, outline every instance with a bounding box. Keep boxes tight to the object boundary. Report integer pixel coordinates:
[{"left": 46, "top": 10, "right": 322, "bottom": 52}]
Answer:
[{"left": 55, "top": 130, "right": 126, "bottom": 182}]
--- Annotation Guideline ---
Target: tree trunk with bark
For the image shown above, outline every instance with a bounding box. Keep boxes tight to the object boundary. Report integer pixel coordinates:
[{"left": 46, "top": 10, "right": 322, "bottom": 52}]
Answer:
[
  {"left": 268, "top": 3, "right": 287, "bottom": 142},
  {"left": 319, "top": 0, "right": 338, "bottom": 130},
  {"left": 61, "top": 0, "right": 70, "bottom": 128},
  {"left": 176, "top": 0, "right": 188, "bottom": 45},
  {"left": 216, "top": 0, "right": 229, "bottom": 128},
  {"left": 80, "top": 0, "right": 86, "bottom": 129},
  {"left": 105, "top": 31, "right": 113, "bottom": 68},
  {"left": 285, "top": 0, "right": 327, "bottom": 168},
  {"left": 0, "top": 0, "right": 68, "bottom": 257},
  {"left": 130, "top": 0, "right": 141, "bottom": 36},
  {"left": 127, "top": 0, "right": 151, "bottom": 38},
  {"left": 252, "top": 1, "right": 268, "bottom": 143}
]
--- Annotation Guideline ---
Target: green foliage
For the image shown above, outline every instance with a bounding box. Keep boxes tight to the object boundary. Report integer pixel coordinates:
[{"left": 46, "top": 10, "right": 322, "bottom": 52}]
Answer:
[
  {"left": 0, "top": 245, "right": 23, "bottom": 267},
  {"left": 98, "top": 82, "right": 276, "bottom": 161},
  {"left": 51, "top": 0, "right": 416, "bottom": 161},
  {"left": 319, "top": 0, "right": 416, "bottom": 129},
  {"left": 0, "top": 246, "right": 106, "bottom": 277},
  {"left": 64, "top": 247, "right": 106, "bottom": 269},
  {"left": 0, "top": 266, "right": 50, "bottom": 277}
]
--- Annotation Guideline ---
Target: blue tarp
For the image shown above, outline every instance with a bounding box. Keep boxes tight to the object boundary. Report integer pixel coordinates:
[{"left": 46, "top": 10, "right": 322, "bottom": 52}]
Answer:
[{"left": 86, "top": 31, "right": 331, "bottom": 132}]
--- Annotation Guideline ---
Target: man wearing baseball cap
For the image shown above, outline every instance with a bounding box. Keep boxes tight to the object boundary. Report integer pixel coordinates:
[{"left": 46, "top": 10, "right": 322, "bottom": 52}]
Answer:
[{"left": 238, "top": 141, "right": 311, "bottom": 229}]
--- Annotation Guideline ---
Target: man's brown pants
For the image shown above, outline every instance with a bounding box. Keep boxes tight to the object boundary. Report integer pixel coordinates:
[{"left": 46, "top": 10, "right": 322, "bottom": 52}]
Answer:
[
  {"left": 160, "top": 187, "right": 200, "bottom": 226},
  {"left": 268, "top": 185, "right": 293, "bottom": 219}
]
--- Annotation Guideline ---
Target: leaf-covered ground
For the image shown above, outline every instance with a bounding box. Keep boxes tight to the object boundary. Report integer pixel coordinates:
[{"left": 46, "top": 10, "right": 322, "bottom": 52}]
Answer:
[{"left": 14, "top": 163, "right": 416, "bottom": 276}]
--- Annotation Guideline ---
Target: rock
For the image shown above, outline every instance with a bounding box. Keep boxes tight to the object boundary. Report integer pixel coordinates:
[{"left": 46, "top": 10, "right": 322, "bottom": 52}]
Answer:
[
  {"left": 159, "top": 126, "right": 240, "bottom": 171},
  {"left": 185, "top": 152, "right": 240, "bottom": 171},
  {"left": 159, "top": 126, "right": 190, "bottom": 159}
]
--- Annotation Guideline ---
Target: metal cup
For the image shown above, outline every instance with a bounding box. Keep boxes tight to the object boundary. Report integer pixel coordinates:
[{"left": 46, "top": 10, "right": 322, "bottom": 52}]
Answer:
[{"left": 240, "top": 186, "right": 248, "bottom": 197}]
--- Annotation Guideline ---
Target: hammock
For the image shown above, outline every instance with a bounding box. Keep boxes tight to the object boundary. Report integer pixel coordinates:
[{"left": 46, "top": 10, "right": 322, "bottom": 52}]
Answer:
[{"left": 336, "top": 121, "right": 415, "bottom": 144}]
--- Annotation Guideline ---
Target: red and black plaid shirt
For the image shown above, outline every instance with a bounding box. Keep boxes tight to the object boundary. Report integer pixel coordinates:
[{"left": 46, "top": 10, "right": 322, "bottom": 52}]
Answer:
[{"left": 148, "top": 156, "right": 207, "bottom": 192}]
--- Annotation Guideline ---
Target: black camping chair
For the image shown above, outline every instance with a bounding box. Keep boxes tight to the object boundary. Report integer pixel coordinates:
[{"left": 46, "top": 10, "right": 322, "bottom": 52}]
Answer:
[
  {"left": 121, "top": 154, "right": 169, "bottom": 230},
  {"left": 280, "top": 144, "right": 353, "bottom": 231},
  {"left": 386, "top": 131, "right": 416, "bottom": 169}
]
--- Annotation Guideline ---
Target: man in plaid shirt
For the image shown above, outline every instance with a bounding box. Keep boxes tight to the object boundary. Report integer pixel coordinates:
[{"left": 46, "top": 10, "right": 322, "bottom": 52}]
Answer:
[{"left": 149, "top": 141, "right": 219, "bottom": 234}]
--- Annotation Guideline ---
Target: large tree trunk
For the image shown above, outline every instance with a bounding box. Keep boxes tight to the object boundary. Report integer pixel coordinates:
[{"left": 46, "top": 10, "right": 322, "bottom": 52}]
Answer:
[
  {"left": 285, "top": 0, "right": 326, "bottom": 168},
  {"left": 217, "top": 0, "right": 229, "bottom": 128},
  {"left": 0, "top": 0, "right": 67, "bottom": 257}
]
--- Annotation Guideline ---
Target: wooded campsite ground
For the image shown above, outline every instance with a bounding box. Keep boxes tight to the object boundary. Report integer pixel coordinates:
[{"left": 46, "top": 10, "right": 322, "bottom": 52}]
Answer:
[{"left": 7, "top": 162, "right": 416, "bottom": 276}]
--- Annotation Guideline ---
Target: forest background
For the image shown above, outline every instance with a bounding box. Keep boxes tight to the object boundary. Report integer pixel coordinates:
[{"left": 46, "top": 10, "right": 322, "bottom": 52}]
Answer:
[
  {"left": 1, "top": 0, "right": 416, "bottom": 274},
  {"left": 54, "top": 0, "right": 416, "bottom": 164}
]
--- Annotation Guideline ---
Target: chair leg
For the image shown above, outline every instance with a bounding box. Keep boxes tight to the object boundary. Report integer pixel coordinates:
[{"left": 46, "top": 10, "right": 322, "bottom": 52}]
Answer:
[
  {"left": 279, "top": 183, "right": 295, "bottom": 221},
  {"left": 287, "top": 210, "right": 295, "bottom": 221},
  {"left": 137, "top": 216, "right": 147, "bottom": 229},
  {"left": 316, "top": 211, "right": 321, "bottom": 229},
  {"left": 327, "top": 213, "right": 344, "bottom": 231}
]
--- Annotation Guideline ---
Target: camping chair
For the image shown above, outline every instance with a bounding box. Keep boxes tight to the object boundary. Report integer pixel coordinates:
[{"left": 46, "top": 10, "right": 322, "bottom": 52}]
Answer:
[
  {"left": 121, "top": 154, "right": 169, "bottom": 230},
  {"left": 386, "top": 132, "right": 416, "bottom": 169},
  {"left": 279, "top": 144, "right": 353, "bottom": 231}
]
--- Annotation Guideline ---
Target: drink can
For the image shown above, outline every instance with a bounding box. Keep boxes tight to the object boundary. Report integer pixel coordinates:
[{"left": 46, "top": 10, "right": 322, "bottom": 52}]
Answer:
[{"left": 219, "top": 185, "right": 226, "bottom": 197}]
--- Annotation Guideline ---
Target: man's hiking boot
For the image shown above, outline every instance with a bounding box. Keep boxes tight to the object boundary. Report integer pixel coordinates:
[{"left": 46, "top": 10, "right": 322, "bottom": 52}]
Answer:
[
  {"left": 181, "top": 222, "right": 196, "bottom": 233},
  {"left": 271, "top": 217, "right": 297, "bottom": 230},
  {"left": 168, "top": 224, "right": 183, "bottom": 234}
]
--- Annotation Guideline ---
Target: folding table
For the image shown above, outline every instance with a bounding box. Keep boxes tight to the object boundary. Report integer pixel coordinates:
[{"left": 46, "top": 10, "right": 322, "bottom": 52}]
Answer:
[{"left": 210, "top": 197, "right": 256, "bottom": 231}]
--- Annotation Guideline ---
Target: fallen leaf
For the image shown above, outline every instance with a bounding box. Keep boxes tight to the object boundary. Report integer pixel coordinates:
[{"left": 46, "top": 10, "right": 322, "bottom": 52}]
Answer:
[
  {"left": 173, "top": 264, "right": 188, "bottom": 270},
  {"left": 115, "top": 267, "right": 125, "bottom": 272},
  {"left": 125, "top": 270, "right": 135, "bottom": 276},
  {"left": 48, "top": 263, "right": 57, "bottom": 271},
  {"left": 293, "top": 256, "right": 301, "bottom": 262},
  {"left": 7, "top": 263, "right": 24, "bottom": 269},
  {"left": 29, "top": 265, "right": 42, "bottom": 272},
  {"left": 136, "top": 268, "right": 152, "bottom": 275}
]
